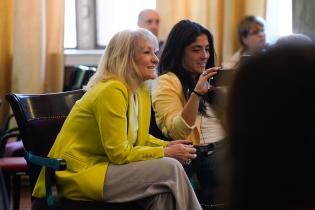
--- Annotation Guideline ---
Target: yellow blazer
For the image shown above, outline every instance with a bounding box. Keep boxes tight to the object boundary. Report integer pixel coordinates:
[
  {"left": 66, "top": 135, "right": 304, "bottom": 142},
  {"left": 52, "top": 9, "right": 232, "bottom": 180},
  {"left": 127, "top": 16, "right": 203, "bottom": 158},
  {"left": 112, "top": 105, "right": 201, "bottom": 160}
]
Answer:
[
  {"left": 32, "top": 80, "right": 169, "bottom": 201},
  {"left": 152, "top": 72, "right": 201, "bottom": 144}
]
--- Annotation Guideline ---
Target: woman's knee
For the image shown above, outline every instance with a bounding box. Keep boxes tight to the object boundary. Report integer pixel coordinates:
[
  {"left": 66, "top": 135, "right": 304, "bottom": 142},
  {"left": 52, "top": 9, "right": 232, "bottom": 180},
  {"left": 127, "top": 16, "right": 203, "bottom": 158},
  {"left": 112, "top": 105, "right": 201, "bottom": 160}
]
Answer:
[{"left": 158, "top": 157, "right": 185, "bottom": 176}]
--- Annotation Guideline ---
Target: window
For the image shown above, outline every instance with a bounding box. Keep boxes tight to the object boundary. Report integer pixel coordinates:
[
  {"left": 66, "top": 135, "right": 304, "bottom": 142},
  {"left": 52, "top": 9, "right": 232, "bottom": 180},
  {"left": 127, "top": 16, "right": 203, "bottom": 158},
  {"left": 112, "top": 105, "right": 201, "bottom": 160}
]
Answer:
[
  {"left": 265, "top": 0, "right": 292, "bottom": 44},
  {"left": 64, "top": 0, "right": 77, "bottom": 48},
  {"left": 65, "top": 0, "right": 292, "bottom": 48},
  {"left": 64, "top": 0, "right": 155, "bottom": 49},
  {"left": 96, "top": 0, "right": 156, "bottom": 46}
]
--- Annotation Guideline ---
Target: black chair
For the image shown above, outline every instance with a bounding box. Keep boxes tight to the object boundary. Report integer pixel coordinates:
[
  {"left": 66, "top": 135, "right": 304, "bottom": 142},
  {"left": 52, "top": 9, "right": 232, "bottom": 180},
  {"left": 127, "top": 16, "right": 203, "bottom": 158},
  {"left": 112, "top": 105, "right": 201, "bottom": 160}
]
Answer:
[
  {"left": 6, "top": 89, "right": 142, "bottom": 210},
  {"left": 0, "top": 156, "right": 27, "bottom": 210},
  {"left": 71, "top": 65, "right": 96, "bottom": 90},
  {"left": 0, "top": 114, "right": 23, "bottom": 158},
  {"left": 63, "top": 65, "right": 96, "bottom": 91},
  {"left": 0, "top": 169, "right": 9, "bottom": 210},
  {"left": 0, "top": 103, "right": 26, "bottom": 210}
]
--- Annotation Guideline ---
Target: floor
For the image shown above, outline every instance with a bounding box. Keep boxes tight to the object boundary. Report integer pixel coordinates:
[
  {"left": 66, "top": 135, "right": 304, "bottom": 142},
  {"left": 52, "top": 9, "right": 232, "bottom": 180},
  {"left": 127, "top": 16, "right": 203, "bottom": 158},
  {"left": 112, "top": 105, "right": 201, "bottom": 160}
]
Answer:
[{"left": 19, "top": 181, "right": 31, "bottom": 210}]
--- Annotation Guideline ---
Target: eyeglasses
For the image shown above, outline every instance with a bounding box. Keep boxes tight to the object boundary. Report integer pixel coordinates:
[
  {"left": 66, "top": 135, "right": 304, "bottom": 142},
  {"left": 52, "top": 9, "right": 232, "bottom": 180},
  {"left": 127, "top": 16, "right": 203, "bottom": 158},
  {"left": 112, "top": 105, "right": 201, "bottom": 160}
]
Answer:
[{"left": 248, "top": 28, "right": 265, "bottom": 36}]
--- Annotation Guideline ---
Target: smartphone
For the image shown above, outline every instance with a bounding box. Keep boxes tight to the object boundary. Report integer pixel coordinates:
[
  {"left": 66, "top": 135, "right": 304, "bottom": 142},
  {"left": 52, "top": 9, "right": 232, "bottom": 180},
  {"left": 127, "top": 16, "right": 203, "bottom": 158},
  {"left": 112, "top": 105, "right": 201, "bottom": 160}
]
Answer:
[{"left": 209, "top": 68, "right": 236, "bottom": 86}]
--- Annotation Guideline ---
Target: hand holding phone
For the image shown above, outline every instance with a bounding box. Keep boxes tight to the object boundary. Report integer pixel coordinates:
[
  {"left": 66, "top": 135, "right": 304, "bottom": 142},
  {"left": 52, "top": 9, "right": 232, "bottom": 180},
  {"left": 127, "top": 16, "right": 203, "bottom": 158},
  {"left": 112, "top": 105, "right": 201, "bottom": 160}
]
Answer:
[
  {"left": 208, "top": 68, "right": 236, "bottom": 86},
  {"left": 194, "top": 67, "right": 219, "bottom": 96}
]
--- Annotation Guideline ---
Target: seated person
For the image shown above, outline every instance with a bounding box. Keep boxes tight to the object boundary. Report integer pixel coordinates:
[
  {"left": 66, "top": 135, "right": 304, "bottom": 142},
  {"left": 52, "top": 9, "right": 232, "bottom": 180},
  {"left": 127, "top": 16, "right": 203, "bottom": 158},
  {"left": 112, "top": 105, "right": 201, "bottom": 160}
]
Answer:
[
  {"left": 32, "top": 28, "right": 202, "bottom": 210},
  {"left": 137, "top": 9, "right": 164, "bottom": 50},
  {"left": 225, "top": 44, "right": 315, "bottom": 210},
  {"left": 222, "top": 15, "right": 267, "bottom": 68},
  {"left": 152, "top": 20, "right": 225, "bottom": 199},
  {"left": 275, "top": 33, "right": 314, "bottom": 47}
]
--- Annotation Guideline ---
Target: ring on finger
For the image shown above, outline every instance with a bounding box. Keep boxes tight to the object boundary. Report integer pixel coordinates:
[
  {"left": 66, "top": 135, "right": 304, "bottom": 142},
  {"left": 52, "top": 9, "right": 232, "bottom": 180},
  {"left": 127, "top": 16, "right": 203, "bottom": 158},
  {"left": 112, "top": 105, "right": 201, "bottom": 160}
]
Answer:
[
  {"left": 185, "top": 159, "right": 192, "bottom": 165},
  {"left": 202, "top": 71, "right": 206, "bottom": 76}
]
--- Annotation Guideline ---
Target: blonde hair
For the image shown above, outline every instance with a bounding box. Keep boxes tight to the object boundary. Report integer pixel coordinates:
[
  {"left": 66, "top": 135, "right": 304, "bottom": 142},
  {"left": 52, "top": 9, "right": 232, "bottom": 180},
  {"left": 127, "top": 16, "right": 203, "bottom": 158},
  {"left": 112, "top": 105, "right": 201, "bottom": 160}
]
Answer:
[{"left": 86, "top": 28, "right": 158, "bottom": 91}]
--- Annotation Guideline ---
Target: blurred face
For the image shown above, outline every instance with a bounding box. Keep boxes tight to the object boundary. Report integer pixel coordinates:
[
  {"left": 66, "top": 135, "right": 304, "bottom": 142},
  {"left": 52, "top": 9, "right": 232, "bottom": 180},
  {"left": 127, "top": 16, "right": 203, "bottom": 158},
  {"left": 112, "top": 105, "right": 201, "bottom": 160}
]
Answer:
[
  {"left": 134, "top": 38, "right": 159, "bottom": 81},
  {"left": 243, "top": 24, "right": 266, "bottom": 53},
  {"left": 182, "top": 34, "right": 210, "bottom": 75},
  {"left": 138, "top": 11, "right": 160, "bottom": 37}
]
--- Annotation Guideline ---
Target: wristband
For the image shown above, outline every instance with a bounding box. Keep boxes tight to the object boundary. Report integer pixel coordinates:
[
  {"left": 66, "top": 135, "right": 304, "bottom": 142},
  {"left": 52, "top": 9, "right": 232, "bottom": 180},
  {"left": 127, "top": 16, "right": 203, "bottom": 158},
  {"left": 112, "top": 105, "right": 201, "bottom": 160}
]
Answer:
[{"left": 192, "top": 90, "right": 203, "bottom": 97}]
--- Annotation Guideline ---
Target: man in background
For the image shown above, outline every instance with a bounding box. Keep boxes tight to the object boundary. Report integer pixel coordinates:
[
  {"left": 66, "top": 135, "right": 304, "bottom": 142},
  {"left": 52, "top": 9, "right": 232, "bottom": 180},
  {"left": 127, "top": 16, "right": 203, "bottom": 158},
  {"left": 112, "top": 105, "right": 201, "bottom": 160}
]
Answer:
[{"left": 137, "top": 9, "right": 164, "bottom": 50}]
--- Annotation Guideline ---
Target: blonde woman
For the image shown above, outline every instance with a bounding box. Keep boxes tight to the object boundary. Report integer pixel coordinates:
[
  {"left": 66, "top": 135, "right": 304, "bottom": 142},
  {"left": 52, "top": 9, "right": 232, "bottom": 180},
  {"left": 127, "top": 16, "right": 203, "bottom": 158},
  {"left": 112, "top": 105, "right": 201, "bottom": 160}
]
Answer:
[{"left": 32, "top": 29, "right": 201, "bottom": 210}]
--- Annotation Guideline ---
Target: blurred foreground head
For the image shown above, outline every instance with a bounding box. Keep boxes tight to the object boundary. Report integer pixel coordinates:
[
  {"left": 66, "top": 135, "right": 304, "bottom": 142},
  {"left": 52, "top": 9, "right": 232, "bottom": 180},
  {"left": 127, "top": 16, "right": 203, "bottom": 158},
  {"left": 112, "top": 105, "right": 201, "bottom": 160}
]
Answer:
[{"left": 226, "top": 45, "right": 315, "bottom": 210}]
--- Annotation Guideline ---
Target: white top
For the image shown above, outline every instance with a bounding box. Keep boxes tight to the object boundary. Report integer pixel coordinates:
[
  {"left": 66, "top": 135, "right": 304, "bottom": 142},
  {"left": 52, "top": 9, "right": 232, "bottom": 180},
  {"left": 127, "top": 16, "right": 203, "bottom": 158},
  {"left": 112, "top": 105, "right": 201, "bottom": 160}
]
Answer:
[{"left": 200, "top": 103, "right": 225, "bottom": 144}]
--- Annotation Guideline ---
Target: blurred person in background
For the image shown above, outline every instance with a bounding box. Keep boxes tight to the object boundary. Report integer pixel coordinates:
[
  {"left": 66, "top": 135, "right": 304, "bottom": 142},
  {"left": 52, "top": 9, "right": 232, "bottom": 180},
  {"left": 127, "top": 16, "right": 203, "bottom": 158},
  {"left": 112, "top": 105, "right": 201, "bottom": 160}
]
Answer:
[
  {"left": 222, "top": 15, "right": 267, "bottom": 69},
  {"left": 138, "top": 9, "right": 164, "bottom": 50}
]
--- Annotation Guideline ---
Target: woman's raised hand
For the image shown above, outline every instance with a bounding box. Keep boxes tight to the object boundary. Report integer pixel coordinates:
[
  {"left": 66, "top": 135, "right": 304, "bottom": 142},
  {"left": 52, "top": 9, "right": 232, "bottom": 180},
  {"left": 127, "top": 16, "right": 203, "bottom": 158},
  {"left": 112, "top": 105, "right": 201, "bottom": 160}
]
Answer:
[{"left": 194, "top": 67, "right": 220, "bottom": 95}]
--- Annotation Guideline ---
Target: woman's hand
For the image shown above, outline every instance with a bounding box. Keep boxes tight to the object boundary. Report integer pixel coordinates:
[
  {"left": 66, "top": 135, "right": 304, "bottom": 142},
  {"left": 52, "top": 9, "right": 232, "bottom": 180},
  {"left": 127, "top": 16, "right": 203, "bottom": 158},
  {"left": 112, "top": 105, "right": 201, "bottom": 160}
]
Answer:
[
  {"left": 194, "top": 67, "right": 220, "bottom": 95},
  {"left": 167, "top": 140, "right": 192, "bottom": 147},
  {"left": 164, "top": 141, "right": 197, "bottom": 165}
]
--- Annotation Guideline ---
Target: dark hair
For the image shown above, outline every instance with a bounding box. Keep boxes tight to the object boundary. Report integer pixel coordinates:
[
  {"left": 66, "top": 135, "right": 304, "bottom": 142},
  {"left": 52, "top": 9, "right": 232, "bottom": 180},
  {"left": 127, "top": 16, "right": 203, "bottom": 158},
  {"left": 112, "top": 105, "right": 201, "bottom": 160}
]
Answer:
[
  {"left": 158, "top": 19, "right": 216, "bottom": 115},
  {"left": 226, "top": 45, "right": 315, "bottom": 209},
  {"left": 275, "top": 33, "right": 314, "bottom": 48},
  {"left": 238, "top": 15, "right": 265, "bottom": 47}
]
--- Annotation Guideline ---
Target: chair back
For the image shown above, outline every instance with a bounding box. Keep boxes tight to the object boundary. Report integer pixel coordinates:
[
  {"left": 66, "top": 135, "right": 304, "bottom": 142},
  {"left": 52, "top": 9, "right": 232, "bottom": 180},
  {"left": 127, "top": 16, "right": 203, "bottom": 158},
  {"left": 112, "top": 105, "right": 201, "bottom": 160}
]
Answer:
[
  {"left": 6, "top": 89, "right": 85, "bottom": 190},
  {"left": 71, "top": 65, "right": 96, "bottom": 90}
]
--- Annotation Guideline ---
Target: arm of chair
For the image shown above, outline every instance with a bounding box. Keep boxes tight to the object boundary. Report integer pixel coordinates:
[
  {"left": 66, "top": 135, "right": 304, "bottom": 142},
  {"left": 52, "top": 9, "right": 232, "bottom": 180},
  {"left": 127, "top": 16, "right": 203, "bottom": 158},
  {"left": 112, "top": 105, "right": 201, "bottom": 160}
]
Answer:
[
  {"left": 24, "top": 152, "right": 66, "bottom": 171},
  {"left": 0, "top": 131, "right": 21, "bottom": 157},
  {"left": 24, "top": 151, "right": 67, "bottom": 209},
  {"left": 0, "top": 113, "right": 21, "bottom": 157}
]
